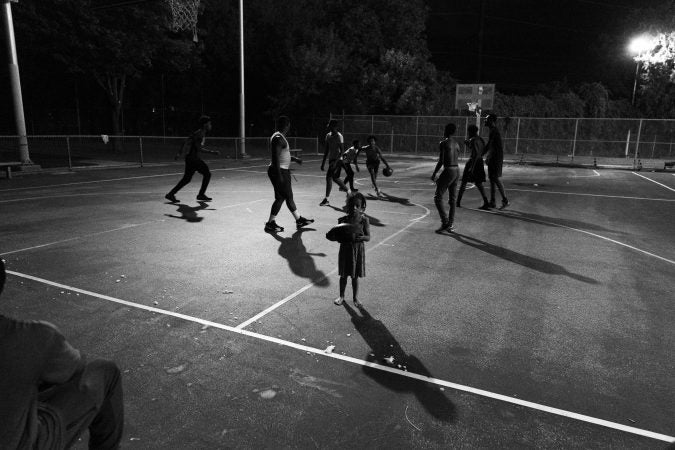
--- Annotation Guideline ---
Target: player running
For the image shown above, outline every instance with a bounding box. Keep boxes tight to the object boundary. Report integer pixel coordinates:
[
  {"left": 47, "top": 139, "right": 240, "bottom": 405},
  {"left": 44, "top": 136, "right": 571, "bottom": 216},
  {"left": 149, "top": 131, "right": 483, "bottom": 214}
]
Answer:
[
  {"left": 320, "top": 119, "right": 351, "bottom": 206},
  {"left": 342, "top": 140, "right": 360, "bottom": 192},
  {"left": 264, "top": 116, "right": 314, "bottom": 233},
  {"left": 358, "top": 135, "right": 390, "bottom": 197},
  {"left": 165, "top": 115, "right": 219, "bottom": 202}
]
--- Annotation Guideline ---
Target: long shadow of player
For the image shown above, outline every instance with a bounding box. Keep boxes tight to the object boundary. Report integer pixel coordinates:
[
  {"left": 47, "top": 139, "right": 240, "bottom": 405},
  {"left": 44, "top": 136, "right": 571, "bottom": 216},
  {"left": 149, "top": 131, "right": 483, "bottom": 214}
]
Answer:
[
  {"left": 447, "top": 232, "right": 599, "bottom": 284},
  {"left": 366, "top": 192, "right": 414, "bottom": 207},
  {"left": 164, "top": 201, "right": 214, "bottom": 223},
  {"left": 487, "top": 209, "right": 619, "bottom": 234},
  {"left": 343, "top": 303, "right": 455, "bottom": 422},
  {"left": 269, "top": 228, "right": 330, "bottom": 287}
]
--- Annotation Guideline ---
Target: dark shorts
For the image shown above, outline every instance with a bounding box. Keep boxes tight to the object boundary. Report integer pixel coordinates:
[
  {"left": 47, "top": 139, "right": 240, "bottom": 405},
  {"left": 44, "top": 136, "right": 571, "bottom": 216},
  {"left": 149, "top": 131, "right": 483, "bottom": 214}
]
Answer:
[
  {"left": 185, "top": 155, "right": 210, "bottom": 176},
  {"left": 366, "top": 160, "right": 380, "bottom": 174},
  {"left": 268, "top": 166, "right": 293, "bottom": 200},
  {"left": 487, "top": 159, "right": 503, "bottom": 180},
  {"left": 327, "top": 160, "right": 345, "bottom": 180}
]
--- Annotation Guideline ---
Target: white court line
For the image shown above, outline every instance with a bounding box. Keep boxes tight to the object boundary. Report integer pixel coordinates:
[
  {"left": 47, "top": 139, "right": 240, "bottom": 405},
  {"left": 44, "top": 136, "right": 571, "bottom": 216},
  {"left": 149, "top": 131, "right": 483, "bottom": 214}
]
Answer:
[
  {"left": 0, "top": 162, "right": 290, "bottom": 193},
  {"left": 0, "top": 220, "right": 163, "bottom": 256},
  {"left": 236, "top": 201, "right": 431, "bottom": 329},
  {"left": 632, "top": 172, "right": 675, "bottom": 193},
  {"left": 6, "top": 269, "right": 674, "bottom": 444},
  {"left": 593, "top": 170, "right": 600, "bottom": 176},
  {"left": 475, "top": 209, "right": 675, "bottom": 266},
  {"left": 508, "top": 188, "right": 675, "bottom": 202}
]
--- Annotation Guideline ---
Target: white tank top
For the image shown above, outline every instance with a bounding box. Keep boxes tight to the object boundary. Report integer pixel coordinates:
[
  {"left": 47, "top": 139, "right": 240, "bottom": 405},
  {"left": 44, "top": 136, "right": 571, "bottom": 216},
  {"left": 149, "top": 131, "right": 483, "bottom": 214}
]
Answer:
[{"left": 270, "top": 131, "right": 291, "bottom": 169}]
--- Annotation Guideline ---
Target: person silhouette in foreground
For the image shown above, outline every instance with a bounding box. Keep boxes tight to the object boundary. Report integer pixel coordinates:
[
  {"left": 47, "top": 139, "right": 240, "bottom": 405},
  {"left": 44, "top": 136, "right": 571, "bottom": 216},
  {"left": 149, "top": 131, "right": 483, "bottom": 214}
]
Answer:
[
  {"left": 0, "top": 259, "right": 124, "bottom": 449},
  {"left": 166, "top": 115, "right": 219, "bottom": 203}
]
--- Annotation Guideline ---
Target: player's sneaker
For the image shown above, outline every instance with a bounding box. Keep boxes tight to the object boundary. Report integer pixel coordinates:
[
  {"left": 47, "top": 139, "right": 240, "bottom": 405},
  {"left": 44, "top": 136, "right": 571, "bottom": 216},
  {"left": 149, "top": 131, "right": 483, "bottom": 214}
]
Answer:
[
  {"left": 319, "top": 198, "right": 329, "bottom": 206},
  {"left": 296, "top": 216, "right": 314, "bottom": 229},
  {"left": 435, "top": 221, "right": 449, "bottom": 233},
  {"left": 445, "top": 223, "right": 455, "bottom": 232},
  {"left": 500, "top": 199, "right": 510, "bottom": 209},
  {"left": 478, "top": 203, "right": 491, "bottom": 210},
  {"left": 264, "top": 221, "right": 284, "bottom": 233},
  {"left": 339, "top": 186, "right": 347, "bottom": 192},
  {"left": 165, "top": 193, "right": 178, "bottom": 203},
  {"left": 196, "top": 194, "right": 212, "bottom": 201},
  {"left": 488, "top": 200, "right": 497, "bottom": 208}
]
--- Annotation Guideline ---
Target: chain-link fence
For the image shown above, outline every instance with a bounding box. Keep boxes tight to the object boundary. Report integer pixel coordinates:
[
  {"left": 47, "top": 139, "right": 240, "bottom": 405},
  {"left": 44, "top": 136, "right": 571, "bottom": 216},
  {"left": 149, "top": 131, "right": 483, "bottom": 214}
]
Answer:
[
  {"left": 333, "top": 114, "right": 675, "bottom": 170},
  {"left": 0, "top": 135, "right": 320, "bottom": 170}
]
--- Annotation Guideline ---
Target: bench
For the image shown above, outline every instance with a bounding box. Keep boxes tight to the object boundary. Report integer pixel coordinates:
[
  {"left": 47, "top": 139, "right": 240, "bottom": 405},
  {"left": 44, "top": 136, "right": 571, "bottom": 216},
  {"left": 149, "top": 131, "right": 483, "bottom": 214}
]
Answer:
[
  {"left": 664, "top": 161, "right": 675, "bottom": 170},
  {"left": 0, "top": 162, "right": 22, "bottom": 179}
]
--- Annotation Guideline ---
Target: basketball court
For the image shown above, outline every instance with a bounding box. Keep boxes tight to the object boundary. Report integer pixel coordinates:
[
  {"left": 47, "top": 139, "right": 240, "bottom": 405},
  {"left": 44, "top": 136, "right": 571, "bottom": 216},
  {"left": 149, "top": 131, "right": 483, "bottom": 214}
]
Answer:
[{"left": 1, "top": 156, "right": 674, "bottom": 448}]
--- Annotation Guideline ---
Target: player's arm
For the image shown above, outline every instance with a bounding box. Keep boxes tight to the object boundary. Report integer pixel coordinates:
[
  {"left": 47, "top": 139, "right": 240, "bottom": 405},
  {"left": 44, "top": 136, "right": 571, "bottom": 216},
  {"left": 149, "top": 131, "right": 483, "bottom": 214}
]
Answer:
[
  {"left": 431, "top": 143, "right": 444, "bottom": 181},
  {"left": 291, "top": 155, "right": 302, "bottom": 165},
  {"left": 271, "top": 136, "right": 282, "bottom": 177},
  {"left": 175, "top": 137, "right": 190, "bottom": 160},
  {"left": 353, "top": 146, "right": 361, "bottom": 171},
  {"left": 321, "top": 137, "right": 329, "bottom": 171},
  {"left": 376, "top": 146, "right": 389, "bottom": 167},
  {"left": 199, "top": 137, "right": 220, "bottom": 155},
  {"left": 39, "top": 323, "right": 85, "bottom": 386}
]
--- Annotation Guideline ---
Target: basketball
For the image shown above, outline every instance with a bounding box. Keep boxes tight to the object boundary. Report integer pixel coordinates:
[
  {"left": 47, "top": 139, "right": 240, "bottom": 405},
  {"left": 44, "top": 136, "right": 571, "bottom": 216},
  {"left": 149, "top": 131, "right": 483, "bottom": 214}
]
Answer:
[
  {"left": 382, "top": 166, "right": 393, "bottom": 177},
  {"left": 326, "top": 223, "right": 360, "bottom": 243}
]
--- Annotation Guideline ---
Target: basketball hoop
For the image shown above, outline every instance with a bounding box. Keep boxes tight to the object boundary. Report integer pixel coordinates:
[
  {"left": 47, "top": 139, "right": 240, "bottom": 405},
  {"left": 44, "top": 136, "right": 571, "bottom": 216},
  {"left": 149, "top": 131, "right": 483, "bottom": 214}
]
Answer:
[{"left": 167, "top": 0, "right": 200, "bottom": 42}]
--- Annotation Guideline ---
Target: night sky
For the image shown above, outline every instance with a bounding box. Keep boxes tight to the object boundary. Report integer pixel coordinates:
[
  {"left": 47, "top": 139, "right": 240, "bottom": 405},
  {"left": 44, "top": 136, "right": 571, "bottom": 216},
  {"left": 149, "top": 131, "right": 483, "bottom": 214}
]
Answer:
[{"left": 426, "top": 0, "right": 643, "bottom": 94}]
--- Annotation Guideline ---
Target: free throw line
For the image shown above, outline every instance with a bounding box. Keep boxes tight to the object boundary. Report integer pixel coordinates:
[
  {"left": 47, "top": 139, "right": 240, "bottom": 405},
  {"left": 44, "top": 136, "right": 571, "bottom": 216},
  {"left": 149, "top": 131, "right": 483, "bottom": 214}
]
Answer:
[{"left": 5, "top": 269, "right": 673, "bottom": 444}]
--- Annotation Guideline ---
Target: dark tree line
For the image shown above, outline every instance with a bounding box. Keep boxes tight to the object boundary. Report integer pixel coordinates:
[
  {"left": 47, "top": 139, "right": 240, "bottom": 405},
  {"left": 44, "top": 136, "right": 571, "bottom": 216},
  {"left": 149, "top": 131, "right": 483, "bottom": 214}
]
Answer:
[{"left": 1, "top": 0, "right": 674, "bottom": 138}]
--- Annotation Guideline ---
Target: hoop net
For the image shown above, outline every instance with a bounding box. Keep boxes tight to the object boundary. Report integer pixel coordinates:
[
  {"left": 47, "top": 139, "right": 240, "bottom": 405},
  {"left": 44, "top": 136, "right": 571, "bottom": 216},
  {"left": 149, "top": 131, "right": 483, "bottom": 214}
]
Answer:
[{"left": 167, "top": 0, "right": 200, "bottom": 42}]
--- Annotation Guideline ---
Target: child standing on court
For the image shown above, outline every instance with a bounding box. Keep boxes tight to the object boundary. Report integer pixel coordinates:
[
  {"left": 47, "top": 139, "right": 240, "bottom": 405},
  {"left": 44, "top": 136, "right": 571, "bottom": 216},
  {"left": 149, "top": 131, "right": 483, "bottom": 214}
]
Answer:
[{"left": 334, "top": 192, "right": 370, "bottom": 307}]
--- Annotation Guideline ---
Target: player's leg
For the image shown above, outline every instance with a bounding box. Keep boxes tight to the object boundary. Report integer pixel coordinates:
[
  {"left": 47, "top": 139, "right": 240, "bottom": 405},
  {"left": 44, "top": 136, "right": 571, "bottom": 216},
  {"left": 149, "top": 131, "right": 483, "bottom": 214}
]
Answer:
[
  {"left": 433, "top": 170, "right": 450, "bottom": 231},
  {"left": 446, "top": 168, "right": 459, "bottom": 230},
  {"left": 332, "top": 161, "right": 349, "bottom": 193},
  {"left": 195, "top": 160, "right": 212, "bottom": 200},
  {"left": 166, "top": 160, "right": 196, "bottom": 201},
  {"left": 352, "top": 277, "right": 361, "bottom": 307},
  {"left": 321, "top": 162, "right": 334, "bottom": 205},
  {"left": 495, "top": 175, "right": 508, "bottom": 207},
  {"left": 456, "top": 178, "right": 468, "bottom": 207},
  {"left": 475, "top": 182, "right": 490, "bottom": 209},
  {"left": 266, "top": 167, "right": 285, "bottom": 232},
  {"left": 281, "top": 169, "right": 313, "bottom": 228},
  {"left": 79, "top": 360, "right": 124, "bottom": 449}
]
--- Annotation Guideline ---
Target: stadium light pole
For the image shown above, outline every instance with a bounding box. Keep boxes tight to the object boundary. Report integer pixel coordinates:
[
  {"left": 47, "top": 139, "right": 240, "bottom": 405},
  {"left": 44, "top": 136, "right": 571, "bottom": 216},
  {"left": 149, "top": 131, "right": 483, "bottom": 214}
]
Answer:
[
  {"left": 238, "top": 0, "right": 246, "bottom": 158},
  {"left": 2, "top": 0, "right": 32, "bottom": 164},
  {"left": 628, "top": 34, "right": 654, "bottom": 106}
]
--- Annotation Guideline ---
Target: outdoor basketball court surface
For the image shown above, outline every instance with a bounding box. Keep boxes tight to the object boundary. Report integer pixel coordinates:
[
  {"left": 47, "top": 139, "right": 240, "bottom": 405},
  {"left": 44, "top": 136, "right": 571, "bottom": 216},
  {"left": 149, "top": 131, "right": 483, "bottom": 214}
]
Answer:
[{"left": 1, "top": 156, "right": 674, "bottom": 448}]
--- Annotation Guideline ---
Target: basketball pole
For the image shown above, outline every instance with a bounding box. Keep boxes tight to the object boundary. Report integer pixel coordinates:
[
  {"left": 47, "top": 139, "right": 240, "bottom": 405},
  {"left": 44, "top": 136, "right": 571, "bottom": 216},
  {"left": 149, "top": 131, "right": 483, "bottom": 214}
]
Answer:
[
  {"left": 238, "top": 0, "right": 246, "bottom": 158},
  {"left": 2, "top": 0, "right": 32, "bottom": 164}
]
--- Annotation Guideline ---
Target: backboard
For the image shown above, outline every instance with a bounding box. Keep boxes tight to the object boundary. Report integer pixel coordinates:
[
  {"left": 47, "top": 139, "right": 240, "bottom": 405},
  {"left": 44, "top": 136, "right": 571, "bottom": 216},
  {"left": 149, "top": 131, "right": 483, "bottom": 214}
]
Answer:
[{"left": 455, "top": 83, "right": 495, "bottom": 111}]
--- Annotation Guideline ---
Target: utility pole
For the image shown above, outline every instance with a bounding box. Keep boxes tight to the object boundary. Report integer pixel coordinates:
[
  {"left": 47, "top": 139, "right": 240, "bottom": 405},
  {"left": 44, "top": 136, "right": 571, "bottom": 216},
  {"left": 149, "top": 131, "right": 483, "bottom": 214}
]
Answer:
[
  {"left": 2, "top": 0, "right": 32, "bottom": 164},
  {"left": 476, "top": 0, "right": 485, "bottom": 83},
  {"left": 238, "top": 0, "right": 246, "bottom": 158}
]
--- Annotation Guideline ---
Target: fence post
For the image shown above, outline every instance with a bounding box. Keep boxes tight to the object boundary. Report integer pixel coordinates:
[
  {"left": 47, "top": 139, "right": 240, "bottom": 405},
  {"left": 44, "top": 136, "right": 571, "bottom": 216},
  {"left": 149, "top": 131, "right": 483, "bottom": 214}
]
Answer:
[
  {"left": 625, "top": 129, "right": 631, "bottom": 157},
  {"left": 66, "top": 136, "right": 72, "bottom": 170},
  {"left": 414, "top": 115, "right": 419, "bottom": 154},
  {"left": 515, "top": 118, "right": 521, "bottom": 154},
  {"left": 651, "top": 135, "right": 656, "bottom": 159},
  {"left": 390, "top": 127, "right": 394, "bottom": 154},
  {"left": 139, "top": 136, "right": 144, "bottom": 167},
  {"left": 371, "top": 115, "right": 374, "bottom": 134},
  {"left": 571, "top": 118, "right": 579, "bottom": 161},
  {"left": 634, "top": 119, "right": 643, "bottom": 169}
]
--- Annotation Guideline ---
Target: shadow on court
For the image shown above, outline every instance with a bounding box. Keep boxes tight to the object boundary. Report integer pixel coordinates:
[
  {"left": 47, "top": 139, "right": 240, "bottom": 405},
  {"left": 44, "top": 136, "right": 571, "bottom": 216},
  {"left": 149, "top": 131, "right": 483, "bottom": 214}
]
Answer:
[
  {"left": 368, "top": 192, "right": 414, "bottom": 206},
  {"left": 164, "top": 201, "right": 214, "bottom": 223},
  {"left": 327, "top": 204, "right": 386, "bottom": 227},
  {"left": 447, "top": 232, "right": 599, "bottom": 285},
  {"left": 268, "top": 228, "right": 330, "bottom": 287},
  {"left": 493, "top": 209, "right": 619, "bottom": 234},
  {"left": 343, "top": 303, "right": 455, "bottom": 422}
]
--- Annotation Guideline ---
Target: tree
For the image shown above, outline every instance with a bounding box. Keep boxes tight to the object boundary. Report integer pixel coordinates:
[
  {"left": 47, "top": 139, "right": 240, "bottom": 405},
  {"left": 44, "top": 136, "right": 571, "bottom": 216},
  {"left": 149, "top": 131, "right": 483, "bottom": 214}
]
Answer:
[{"left": 15, "top": 0, "right": 196, "bottom": 140}]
